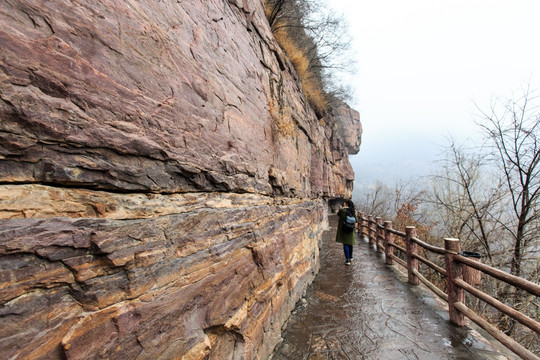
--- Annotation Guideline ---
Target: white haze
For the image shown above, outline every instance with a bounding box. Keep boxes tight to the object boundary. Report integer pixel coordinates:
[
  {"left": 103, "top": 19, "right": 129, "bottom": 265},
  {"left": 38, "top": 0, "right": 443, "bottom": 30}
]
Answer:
[{"left": 325, "top": 0, "right": 540, "bottom": 195}]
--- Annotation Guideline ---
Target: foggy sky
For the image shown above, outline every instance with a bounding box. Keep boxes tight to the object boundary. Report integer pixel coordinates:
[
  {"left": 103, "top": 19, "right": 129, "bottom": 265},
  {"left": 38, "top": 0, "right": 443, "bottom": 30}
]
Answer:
[{"left": 325, "top": 0, "right": 540, "bottom": 194}]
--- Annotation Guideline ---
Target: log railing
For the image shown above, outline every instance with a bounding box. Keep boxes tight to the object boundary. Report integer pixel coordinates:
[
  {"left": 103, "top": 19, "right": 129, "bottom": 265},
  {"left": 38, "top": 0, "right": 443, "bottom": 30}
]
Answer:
[{"left": 357, "top": 212, "right": 540, "bottom": 360}]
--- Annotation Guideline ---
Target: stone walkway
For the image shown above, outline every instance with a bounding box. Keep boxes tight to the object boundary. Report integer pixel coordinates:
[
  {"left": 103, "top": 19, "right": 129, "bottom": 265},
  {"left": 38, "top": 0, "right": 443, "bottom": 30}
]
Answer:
[{"left": 271, "top": 215, "right": 516, "bottom": 360}]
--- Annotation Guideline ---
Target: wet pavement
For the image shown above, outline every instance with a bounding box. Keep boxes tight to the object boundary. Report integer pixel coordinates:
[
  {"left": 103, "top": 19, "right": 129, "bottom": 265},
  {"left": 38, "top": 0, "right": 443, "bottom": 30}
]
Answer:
[{"left": 271, "top": 215, "right": 516, "bottom": 360}]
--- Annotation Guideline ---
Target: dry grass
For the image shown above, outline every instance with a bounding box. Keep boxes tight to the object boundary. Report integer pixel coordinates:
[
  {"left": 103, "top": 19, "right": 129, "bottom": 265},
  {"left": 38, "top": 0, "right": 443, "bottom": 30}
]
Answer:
[
  {"left": 272, "top": 27, "right": 329, "bottom": 115},
  {"left": 302, "top": 76, "right": 328, "bottom": 114},
  {"left": 274, "top": 29, "right": 308, "bottom": 77}
]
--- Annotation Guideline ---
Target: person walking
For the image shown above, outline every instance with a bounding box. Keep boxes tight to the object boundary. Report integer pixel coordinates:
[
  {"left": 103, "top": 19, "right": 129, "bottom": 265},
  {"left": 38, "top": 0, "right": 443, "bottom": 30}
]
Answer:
[{"left": 335, "top": 199, "right": 357, "bottom": 265}]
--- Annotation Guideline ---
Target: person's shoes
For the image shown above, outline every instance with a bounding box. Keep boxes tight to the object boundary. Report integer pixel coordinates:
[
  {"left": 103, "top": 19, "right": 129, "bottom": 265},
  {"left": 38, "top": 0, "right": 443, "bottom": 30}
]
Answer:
[
  {"left": 345, "top": 260, "right": 351, "bottom": 266},
  {"left": 350, "top": 257, "right": 353, "bottom": 261}
]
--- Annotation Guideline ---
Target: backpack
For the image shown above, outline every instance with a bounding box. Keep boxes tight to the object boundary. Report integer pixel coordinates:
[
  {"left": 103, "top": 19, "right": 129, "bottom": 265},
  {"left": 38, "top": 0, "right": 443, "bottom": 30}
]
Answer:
[{"left": 342, "top": 214, "right": 356, "bottom": 232}]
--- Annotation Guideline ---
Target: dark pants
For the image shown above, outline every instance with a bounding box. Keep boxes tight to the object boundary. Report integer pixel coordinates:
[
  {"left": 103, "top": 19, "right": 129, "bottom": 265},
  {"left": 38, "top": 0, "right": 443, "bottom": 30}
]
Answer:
[{"left": 343, "top": 244, "right": 353, "bottom": 260}]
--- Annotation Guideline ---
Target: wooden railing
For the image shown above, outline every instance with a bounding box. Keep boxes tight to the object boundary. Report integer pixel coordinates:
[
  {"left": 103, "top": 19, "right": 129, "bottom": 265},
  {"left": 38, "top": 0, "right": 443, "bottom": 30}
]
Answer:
[{"left": 358, "top": 213, "right": 540, "bottom": 360}]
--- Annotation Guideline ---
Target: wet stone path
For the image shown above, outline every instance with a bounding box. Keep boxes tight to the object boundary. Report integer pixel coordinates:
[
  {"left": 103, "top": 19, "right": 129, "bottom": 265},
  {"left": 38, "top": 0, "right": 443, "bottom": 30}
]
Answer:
[{"left": 271, "top": 215, "right": 512, "bottom": 360}]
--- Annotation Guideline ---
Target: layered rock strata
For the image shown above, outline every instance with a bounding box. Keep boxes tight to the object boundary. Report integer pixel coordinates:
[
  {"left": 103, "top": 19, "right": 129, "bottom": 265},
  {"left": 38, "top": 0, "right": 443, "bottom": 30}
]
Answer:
[{"left": 0, "top": 0, "right": 361, "bottom": 359}]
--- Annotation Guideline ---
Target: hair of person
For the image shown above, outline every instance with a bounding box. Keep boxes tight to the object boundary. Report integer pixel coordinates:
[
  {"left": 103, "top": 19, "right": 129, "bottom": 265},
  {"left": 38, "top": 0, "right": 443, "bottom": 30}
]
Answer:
[{"left": 346, "top": 199, "right": 355, "bottom": 216}]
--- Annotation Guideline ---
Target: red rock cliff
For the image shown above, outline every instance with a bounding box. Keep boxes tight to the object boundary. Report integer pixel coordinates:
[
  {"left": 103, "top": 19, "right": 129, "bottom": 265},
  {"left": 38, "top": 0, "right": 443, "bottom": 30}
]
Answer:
[{"left": 0, "top": 0, "right": 361, "bottom": 359}]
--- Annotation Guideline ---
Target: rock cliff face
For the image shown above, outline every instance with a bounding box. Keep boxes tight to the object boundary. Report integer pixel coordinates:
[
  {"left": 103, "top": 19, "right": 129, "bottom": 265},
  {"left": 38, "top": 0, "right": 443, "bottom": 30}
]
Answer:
[{"left": 0, "top": 0, "right": 361, "bottom": 359}]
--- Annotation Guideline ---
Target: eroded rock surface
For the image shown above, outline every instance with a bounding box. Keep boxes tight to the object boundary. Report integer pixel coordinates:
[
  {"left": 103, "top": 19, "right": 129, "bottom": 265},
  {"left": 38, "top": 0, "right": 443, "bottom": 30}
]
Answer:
[{"left": 0, "top": 0, "right": 361, "bottom": 359}]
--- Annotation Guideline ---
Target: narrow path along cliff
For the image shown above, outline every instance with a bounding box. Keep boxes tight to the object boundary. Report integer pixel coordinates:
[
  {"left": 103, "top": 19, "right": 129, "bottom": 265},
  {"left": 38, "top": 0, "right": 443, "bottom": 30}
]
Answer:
[{"left": 271, "top": 214, "right": 516, "bottom": 360}]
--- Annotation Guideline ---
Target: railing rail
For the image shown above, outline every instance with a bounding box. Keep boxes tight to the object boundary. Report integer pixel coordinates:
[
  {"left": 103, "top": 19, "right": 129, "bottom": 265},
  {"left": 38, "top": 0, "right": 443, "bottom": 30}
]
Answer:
[
  {"left": 455, "top": 255, "right": 540, "bottom": 296},
  {"left": 356, "top": 212, "right": 540, "bottom": 360},
  {"left": 411, "top": 236, "right": 446, "bottom": 255}
]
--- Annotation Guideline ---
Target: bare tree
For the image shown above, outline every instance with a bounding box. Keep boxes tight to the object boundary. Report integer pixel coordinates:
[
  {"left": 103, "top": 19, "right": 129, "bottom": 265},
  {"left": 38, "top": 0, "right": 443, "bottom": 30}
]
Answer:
[
  {"left": 265, "top": 0, "right": 302, "bottom": 32},
  {"left": 476, "top": 88, "right": 540, "bottom": 278},
  {"left": 355, "top": 181, "right": 395, "bottom": 218},
  {"left": 427, "top": 141, "right": 506, "bottom": 264},
  {"left": 470, "top": 88, "right": 540, "bottom": 344},
  {"left": 356, "top": 179, "right": 426, "bottom": 221}
]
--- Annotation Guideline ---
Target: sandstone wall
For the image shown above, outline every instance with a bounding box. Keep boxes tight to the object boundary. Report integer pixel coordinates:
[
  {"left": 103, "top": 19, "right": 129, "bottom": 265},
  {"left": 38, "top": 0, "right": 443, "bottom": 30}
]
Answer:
[{"left": 0, "top": 0, "right": 361, "bottom": 359}]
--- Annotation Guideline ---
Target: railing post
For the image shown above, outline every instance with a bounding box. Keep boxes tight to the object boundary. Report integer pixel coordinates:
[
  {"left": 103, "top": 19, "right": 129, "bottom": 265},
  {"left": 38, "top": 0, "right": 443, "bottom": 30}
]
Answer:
[
  {"left": 376, "top": 217, "right": 383, "bottom": 253},
  {"left": 384, "top": 221, "right": 394, "bottom": 265},
  {"left": 368, "top": 215, "right": 375, "bottom": 246},
  {"left": 405, "top": 226, "right": 419, "bottom": 285},
  {"left": 359, "top": 212, "right": 365, "bottom": 236},
  {"left": 445, "top": 238, "right": 466, "bottom": 326}
]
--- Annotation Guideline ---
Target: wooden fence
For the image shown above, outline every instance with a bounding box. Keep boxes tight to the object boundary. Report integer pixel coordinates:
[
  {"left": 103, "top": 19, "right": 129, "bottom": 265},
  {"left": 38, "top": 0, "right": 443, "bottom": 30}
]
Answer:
[{"left": 358, "top": 213, "right": 540, "bottom": 360}]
